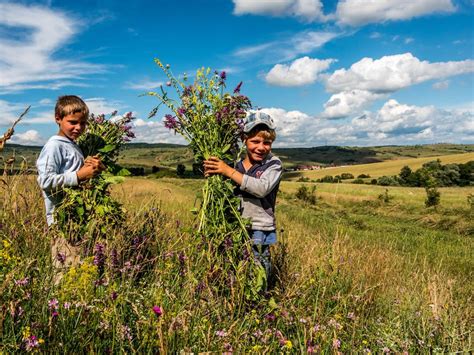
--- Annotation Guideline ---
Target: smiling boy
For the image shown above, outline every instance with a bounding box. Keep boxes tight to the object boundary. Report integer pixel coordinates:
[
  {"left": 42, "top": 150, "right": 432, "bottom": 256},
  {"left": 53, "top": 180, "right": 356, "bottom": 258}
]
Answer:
[{"left": 204, "top": 110, "right": 282, "bottom": 285}]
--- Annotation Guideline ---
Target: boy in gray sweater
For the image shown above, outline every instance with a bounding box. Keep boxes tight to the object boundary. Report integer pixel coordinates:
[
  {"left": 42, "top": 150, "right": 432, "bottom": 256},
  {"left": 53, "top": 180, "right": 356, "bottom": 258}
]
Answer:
[
  {"left": 37, "top": 95, "right": 104, "bottom": 270},
  {"left": 204, "top": 110, "right": 282, "bottom": 283}
]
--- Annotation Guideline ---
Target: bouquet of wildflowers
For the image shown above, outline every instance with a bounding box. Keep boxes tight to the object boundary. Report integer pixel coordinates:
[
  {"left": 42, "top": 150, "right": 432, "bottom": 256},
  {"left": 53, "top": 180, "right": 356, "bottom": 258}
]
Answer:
[
  {"left": 55, "top": 112, "right": 136, "bottom": 241},
  {"left": 148, "top": 60, "right": 265, "bottom": 300}
]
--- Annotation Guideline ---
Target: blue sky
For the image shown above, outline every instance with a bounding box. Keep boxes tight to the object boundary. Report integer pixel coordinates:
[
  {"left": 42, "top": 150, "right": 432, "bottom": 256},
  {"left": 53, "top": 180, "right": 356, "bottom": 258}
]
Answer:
[{"left": 0, "top": 0, "right": 473, "bottom": 147}]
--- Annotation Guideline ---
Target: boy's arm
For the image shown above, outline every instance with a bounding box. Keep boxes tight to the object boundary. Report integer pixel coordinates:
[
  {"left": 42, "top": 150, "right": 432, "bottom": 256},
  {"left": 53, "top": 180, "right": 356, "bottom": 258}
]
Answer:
[
  {"left": 36, "top": 145, "right": 79, "bottom": 191},
  {"left": 240, "top": 162, "right": 282, "bottom": 198}
]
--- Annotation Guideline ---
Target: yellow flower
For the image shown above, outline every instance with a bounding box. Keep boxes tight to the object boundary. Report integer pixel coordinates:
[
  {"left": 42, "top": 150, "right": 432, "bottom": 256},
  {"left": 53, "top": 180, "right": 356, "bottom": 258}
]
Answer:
[
  {"left": 22, "top": 326, "right": 31, "bottom": 340},
  {"left": 251, "top": 345, "right": 262, "bottom": 352},
  {"left": 362, "top": 340, "right": 368, "bottom": 345},
  {"left": 38, "top": 339, "right": 45, "bottom": 344},
  {"left": 284, "top": 340, "right": 293, "bottom": 349}
]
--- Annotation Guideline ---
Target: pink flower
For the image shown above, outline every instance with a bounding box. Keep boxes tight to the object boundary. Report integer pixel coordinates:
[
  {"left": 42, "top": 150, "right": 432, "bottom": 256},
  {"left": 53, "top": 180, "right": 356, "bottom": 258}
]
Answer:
[
  {"left": 48, "top": 298, "right": 59, "bottom": 310},
  {"left": 166, "top": 81, "right": 172, "bottom": 86},
  {"left": 152, "top": 306, "right": 163, "bottom": 317}
]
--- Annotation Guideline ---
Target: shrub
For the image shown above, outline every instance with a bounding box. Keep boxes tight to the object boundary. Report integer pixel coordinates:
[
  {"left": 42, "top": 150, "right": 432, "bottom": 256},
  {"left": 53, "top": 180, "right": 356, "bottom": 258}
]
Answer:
[
  {"left": 370, "top": 179, "right": 378, "bottom": 185},
  {"left": 295, "top": 184, "right": 317, "bottom": 205},
  {"left": 425, "top": 187, "right": 440, "bottom": 208},
  {"left": 340, "top": 173, "right": 354, "bottom": 180},
  {"left": 320, "top": 175, "right": 334, "bottom": 183},
  {"left": 467, "top": 193, "right": 474, "bottom": 209},
  {"left": 377, "top": 175, "right": 399, "bottom": 186},
  {"left": 176, "top": 164, "right": 186, "bottom": 177},
  {"left": 357, "top": 174, "right": 370, "bottom": 179},
  {"left": 378, "top": 188, "right": 394, "bottom": 203},
  {"left": 352, "top": 178, "right": 365, "bottom": 184}
]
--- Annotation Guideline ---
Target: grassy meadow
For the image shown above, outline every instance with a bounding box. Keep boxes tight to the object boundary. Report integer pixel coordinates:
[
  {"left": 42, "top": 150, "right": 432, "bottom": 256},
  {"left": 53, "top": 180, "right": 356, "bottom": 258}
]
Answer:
[
  {"left": 1, "top": 166, "right": 473, "bottom": 352},
  {"left": 285, "top": 152, "right": 474, "bottom": 180}
]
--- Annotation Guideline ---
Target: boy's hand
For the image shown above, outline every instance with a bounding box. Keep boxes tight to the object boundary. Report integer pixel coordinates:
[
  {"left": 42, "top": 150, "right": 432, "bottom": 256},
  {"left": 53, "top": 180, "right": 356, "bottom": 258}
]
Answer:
[
  {"left": 77, "top": 156, "right": 106, "bottom": 181},
  {"left": 203, "top": 157, "right": 231, "bottom": 177}
]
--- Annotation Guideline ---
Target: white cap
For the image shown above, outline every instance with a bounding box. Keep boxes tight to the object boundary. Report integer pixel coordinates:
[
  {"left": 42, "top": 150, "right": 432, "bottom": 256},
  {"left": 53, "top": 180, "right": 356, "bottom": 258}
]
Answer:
[{"left": 243, "top": 110, "right": 276, "bottom": 133}]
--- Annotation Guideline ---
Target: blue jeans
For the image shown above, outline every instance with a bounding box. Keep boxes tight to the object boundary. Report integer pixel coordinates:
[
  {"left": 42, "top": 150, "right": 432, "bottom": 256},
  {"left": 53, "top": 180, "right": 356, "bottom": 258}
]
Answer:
[{"left": 251, "top": 230, "right": 276, "bottom": 282}]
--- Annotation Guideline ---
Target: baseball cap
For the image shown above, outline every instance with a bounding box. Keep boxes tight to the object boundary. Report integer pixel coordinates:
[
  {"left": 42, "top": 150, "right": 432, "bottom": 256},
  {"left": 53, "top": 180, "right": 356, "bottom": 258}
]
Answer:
[{"left": 243, "top": 110, "right": 276, "bottom": 133}]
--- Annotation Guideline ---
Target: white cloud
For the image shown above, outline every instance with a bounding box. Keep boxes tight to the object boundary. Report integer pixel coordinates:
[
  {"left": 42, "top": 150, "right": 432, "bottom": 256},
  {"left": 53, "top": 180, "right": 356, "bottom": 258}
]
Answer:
[
  {"left": 85, "top": 98, "right": 125, "bottom": 115},
  {"left": 322, "top": 90, "right": 386, "bottom": 118},
  {"left": 0, "top": 100, "right": 27, "bottom": 127},
  {"left": 10, "top": 129, "right": 45, "bottom": 146},
  {"left": 125, "top": 79, "right": 164, "bottom": 91},
  {"left": 132, "top": 118, "right": 187, "bottom": 145},
  {"left": 336, "top": 0, "right": 455, "bottom": 26},
  {"left": 232, "top": 0, "right": 327, "bottom": 22},
  {"left": 0, "top": 3, "right": 104, "bottom": 93},
  {"left": 432, "top": 80, "right": 450, "bottom": 90},
  {"left": 233, "top": 30, "right": 340, "bottom": 63},
  {"left": 404, "top": 37, "right": 414, "bottom": 44},
  {"left": 370, "top": 32, "right": 382, "bottom": 39},
  {"left": 326, "top": 53, "right": 474, "bottom": 93},
  {"left": 265, "top": 57, "right": 335, "bottom": 86}
]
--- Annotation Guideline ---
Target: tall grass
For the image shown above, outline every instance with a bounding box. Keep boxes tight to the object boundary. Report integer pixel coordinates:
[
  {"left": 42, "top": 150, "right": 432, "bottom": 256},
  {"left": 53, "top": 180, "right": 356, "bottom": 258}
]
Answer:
[{"left": 1, "top": 175, "right": 472, "bottom": 352}]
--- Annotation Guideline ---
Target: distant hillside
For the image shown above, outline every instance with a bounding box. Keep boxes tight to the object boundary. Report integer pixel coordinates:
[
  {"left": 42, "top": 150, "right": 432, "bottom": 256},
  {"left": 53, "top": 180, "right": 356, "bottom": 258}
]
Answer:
[{"left": 2, "top": 142, "right": 473, "bottom": 171}]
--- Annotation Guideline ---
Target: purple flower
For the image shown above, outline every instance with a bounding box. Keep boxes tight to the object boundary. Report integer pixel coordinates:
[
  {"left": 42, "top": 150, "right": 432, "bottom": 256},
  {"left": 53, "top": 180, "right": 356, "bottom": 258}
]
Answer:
[
  {"left": 56, "top": 252, "right": 66, "bottom": 264},
  {"left": 63, "top": 302, "right": 71, "bottom": 309},
  {"left": 152, "top": 306, "right": 163, "bottom": 317},
  {"left": 52, "top": 311, "right": 59, "bottom": 318},
  {"left": 265, "top": 313, "right": 276, "bottom": 321},
  {"left": 48, "top": 298, "right": 59, "bottom": 310},
  {"left": 164, "top": 114, "right": 179, "bottom": 130},
  {"left": 177, "top": 107, "right": 186, "bottom": 117},
  {"left": 14, "top": 277, "right": 29, "bottom": 286},
  {"left": 111, "top": 110, "right": 118, "bottom": 116},
  {"left": 93, "top": 243, "right": 106, "bottom": 269},
  {"left": 24, "top": 335, "right": 40, "bottom": 351},
  {"left": 111, "top": 291, "right": 118, "bottom": 301},
  {"left": 332, "top": 338, "right": 341, "bottom": 349},
  {"left": 220, "top": 71, "right": 226, "bottom": 80},
  {"left": 215, "top": 330, "right": 227, "bottom": 337},
  {"left": 233, "top": 81, "right": 243, "bottom": 93}
]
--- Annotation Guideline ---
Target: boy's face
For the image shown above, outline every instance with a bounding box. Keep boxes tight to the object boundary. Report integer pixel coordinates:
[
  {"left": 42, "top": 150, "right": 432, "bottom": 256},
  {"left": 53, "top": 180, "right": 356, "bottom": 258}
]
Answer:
[
  {"left": 56, "top": 112, "right": 87, "bottom": 141},
  {"left": 245, "top": 133, "right": 273, "bottom": 164}
]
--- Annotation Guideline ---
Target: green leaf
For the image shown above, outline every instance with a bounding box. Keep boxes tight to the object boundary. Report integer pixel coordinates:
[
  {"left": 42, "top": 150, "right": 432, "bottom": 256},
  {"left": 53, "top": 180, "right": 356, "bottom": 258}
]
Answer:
[{"left": 98, "top": 144, "right": 116, "bottom": 153}]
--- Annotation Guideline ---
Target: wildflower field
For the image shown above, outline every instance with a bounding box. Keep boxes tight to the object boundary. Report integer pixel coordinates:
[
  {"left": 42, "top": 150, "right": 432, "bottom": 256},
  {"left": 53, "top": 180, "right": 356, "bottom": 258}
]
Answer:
[{"left": 1, "top": 171, "right": 472, "bottom": 353}]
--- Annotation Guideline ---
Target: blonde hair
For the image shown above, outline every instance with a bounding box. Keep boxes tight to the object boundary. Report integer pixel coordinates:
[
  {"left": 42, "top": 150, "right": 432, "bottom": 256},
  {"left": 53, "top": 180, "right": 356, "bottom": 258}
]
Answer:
[
  {"left": 55, "top": 95, "right": 89, "bottom": 120},
  {"left": 243, "top": 125, "right": 276, "bottom": 142}
]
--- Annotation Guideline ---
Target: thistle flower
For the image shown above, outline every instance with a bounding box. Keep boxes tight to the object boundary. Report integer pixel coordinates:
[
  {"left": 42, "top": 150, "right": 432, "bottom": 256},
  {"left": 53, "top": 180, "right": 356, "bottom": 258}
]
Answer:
[
  {"left": 164, "top": 114, "right": 179, "bottom": 130},
  {"left": 48, "top": 298, "right": 59, "bottom": 310},
  {"left": 14, "top": 277, "right": 29, "bottom": 286},
  {"left": 56, "top": 252, "right": 66, "bottom": 264},
  {"left": 152, "top": 305, "right": 163, "bottom": 317},
  {"left": 233, "top": 81, "right": 243, "bottom": 93}
]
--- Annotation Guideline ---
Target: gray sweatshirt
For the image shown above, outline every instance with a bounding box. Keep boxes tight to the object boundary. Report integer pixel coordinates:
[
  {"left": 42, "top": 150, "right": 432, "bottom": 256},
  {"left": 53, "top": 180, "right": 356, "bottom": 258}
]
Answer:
[
  {"left": 235, "top": 154, "right": 282, "bottom": 231},
  {"left": 36, "top": 135, "right": 83, "bottom": 225}
]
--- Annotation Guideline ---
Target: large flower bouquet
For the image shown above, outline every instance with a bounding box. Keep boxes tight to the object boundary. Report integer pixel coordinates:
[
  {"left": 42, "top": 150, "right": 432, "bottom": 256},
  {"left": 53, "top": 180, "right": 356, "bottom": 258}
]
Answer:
[
  {"left": 55, "top": 112, "right": 136, "bottom": 242},
  {"left": 148, "top": 60, "right": 265, "bottom": 300}
]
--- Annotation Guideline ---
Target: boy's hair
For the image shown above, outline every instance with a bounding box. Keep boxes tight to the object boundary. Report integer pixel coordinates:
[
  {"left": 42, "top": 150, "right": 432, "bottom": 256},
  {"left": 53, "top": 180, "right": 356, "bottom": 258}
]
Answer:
[
  {"left": 55, "top": 95, "right": 89, "bottom": 120},
  {"left": 243, "top": 124, "right": 276, "bottom": 142}
]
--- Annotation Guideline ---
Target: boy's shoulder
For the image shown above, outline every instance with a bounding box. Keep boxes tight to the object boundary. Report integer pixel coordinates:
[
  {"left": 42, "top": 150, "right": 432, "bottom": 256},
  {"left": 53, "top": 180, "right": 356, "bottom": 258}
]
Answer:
[{"left": 39, "top": 135, "right": 81, "bottom": 159}]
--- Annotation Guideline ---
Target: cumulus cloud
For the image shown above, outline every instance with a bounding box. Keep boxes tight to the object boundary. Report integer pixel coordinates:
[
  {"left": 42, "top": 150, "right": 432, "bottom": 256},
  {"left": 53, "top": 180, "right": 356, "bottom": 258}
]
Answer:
[
  {"left": 10, "top": 130, "right": 45, "bottom": 146},
  {"left": 326, "top": 53, "right": 474, "bottom": 93},
  {"left": 233, "top": 30, "right": 340, "bottom": 63},
  {"left": 85, "top": 98, "right": 125, "bottom": 115},
  {"left": 322, "top": 90, "right": 386, "bottom": 119},
  {"left": 132, "top": 118, "right": 187, "bottom": 145},
  {"left": 265, "top": 57, "right": 335, "bottom": 86},
  {"left": 258, "top": 100, "right": 474, "bottom": 147},
  {"left": 336, "top": 0, "right": 455, "bottom": 26},
  {"left": 0, "top": 3, "right": 104, "bottom": 93},
  {"left": 232, "top": 0, "right": 326, "bottom": 22},
  {"left": 321, "top": 53, "right": 474, "bottom": 118}
]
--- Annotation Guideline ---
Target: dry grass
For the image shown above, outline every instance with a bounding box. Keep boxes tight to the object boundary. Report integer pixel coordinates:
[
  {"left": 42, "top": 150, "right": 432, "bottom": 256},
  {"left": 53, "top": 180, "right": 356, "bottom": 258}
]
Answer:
[{"left": 288, "top": 152, "right": 474, "bottom": 180}]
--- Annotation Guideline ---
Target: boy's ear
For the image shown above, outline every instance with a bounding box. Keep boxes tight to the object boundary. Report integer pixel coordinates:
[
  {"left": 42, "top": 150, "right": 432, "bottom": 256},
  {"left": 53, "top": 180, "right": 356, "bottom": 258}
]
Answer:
[{"left": 55, "top": 115, "right": 62, "bottom": 124}]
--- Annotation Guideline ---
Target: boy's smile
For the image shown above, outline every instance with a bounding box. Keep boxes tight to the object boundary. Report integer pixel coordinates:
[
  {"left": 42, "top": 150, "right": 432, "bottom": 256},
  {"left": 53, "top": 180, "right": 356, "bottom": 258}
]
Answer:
[
  {"left": 56, "top": 112, "right": 87, "bottom": 141},
  {"left": 245, "top": 135, "right": 273, "bottom": 165}
]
